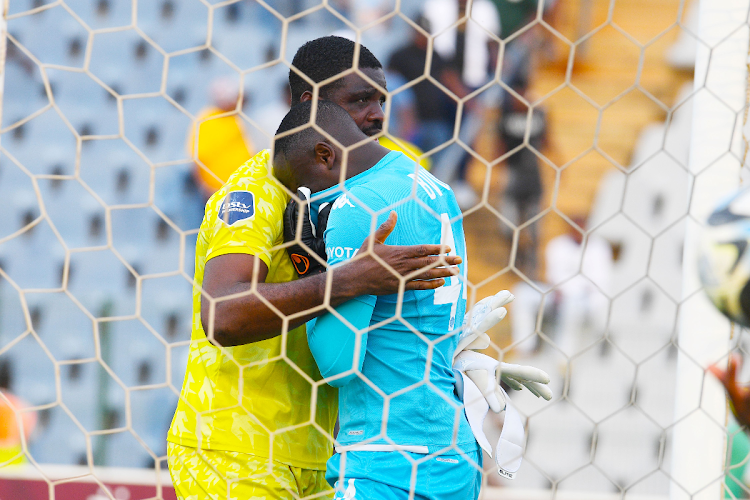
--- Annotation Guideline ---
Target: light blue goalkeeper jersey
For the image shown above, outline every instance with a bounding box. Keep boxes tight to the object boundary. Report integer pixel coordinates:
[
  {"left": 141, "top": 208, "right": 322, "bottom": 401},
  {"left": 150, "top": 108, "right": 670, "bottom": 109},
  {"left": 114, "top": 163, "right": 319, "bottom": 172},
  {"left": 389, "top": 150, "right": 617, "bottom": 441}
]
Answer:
[{"left": 307, "top": 151, "right": 477, "bottom": 455}]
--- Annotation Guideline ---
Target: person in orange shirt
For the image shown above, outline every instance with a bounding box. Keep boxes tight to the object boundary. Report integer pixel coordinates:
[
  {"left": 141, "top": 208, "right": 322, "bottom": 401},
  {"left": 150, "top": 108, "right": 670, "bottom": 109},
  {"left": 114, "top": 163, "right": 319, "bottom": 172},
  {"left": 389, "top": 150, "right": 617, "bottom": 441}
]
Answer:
[
  {"left": 188, "top": 77, "right": 254, "bottom": 199},
  {"left": 0, "top": 364, "right": 36, "bottom": 465}
]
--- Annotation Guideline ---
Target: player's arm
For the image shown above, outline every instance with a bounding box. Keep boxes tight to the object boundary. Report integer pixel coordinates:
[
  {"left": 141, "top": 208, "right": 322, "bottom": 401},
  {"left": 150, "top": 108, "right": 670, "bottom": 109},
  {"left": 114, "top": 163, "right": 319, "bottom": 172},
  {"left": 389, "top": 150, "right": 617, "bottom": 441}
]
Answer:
[
  {"left": 308, "top": 299, "right": 374, "bottom": 387},
  {"left": 307, "top": 190, "right": 385, "bottom": 387},
  {"left": 202, "top": 212, "right": 460, "bottom": 347},
  {"left": 709, "top": 354, "right": 750, "bottom": 428}
]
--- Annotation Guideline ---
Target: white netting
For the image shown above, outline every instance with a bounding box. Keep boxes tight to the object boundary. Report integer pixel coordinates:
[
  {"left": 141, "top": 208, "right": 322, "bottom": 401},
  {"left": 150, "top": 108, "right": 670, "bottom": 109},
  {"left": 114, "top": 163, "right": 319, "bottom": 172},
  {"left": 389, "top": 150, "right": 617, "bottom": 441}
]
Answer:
[{"left": 0, "top": 0, "right": 748, "bottom": 499}]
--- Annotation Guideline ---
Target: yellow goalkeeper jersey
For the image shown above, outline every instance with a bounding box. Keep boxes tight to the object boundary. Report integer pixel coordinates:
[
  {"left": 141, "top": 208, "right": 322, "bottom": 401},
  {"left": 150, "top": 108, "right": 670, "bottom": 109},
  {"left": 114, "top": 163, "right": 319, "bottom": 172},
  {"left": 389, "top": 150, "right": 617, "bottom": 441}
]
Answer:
[{"left": 167, "top": 149, "right": 338, "bottom": 470}]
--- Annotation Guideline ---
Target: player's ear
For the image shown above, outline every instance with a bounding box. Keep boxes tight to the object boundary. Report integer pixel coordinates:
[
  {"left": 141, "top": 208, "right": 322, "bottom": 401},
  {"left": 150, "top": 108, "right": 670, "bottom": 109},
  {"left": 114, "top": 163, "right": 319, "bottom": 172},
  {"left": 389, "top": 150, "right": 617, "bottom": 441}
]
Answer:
[
  {"left": 314, "top": 142, "right": 335, "bottom": 171},
  {"left": 299, "top": 90, "right": 313, "bottom": 103}
]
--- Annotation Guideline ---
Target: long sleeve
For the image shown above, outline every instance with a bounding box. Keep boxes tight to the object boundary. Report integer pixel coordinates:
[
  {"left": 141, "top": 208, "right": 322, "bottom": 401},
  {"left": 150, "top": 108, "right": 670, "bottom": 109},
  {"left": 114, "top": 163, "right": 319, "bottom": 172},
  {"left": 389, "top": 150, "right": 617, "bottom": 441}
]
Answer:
[
  {"left": 307, "top": 187, "right": 387, "bottom": 387},
  {"left": 308, "top": 299, "right": 374, "bottom": 387}
]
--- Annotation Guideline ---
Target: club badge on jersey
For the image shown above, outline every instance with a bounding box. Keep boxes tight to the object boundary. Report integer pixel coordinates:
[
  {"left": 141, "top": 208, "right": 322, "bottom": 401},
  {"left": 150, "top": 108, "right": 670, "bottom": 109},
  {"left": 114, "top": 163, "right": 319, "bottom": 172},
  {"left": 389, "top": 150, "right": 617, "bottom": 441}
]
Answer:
[{"left": 283, "top": 187, "right": 331, "bottom": 277}]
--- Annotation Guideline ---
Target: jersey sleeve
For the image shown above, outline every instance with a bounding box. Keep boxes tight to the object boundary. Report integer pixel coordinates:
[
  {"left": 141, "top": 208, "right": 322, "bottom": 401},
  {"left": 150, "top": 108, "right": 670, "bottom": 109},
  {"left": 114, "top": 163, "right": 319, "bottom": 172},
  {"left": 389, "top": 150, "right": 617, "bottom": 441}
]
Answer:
[
  {"left": 307, "top": 299, "right": 374, "bottom": 387},
  {"left": 204, "top": 170, "right": 286, "bottom": 270},
  {"left": 306, "top": 187, "right": 390, "bottom": 387}
]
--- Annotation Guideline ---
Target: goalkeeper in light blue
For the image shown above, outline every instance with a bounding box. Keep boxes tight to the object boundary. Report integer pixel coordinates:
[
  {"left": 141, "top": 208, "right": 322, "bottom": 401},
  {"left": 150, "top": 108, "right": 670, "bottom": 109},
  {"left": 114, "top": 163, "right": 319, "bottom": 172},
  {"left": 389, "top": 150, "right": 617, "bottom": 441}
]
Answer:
[{"left": 273, "top": 100, "right": 552, "bottom": 500}]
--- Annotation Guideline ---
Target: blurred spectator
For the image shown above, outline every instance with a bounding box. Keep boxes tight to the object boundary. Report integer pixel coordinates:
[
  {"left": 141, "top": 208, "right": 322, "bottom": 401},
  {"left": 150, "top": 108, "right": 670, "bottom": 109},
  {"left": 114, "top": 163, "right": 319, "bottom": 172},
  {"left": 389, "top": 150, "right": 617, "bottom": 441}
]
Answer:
[
  {"left": 511, "top": 217, "right": 613, "bottom": 358},
  {"left": 493, "top": 0, "right": 538, "bottom": 40},
  {"left": 249, "top": 83, "right": 291, "bottom": 152},
  {"left": 665, "top": 0, "right": 698, "bottom": 70},
  {"left": 422, "top": 0, "right": 500, "bottom": 209},
  {"left": 498, "top": 79, "right": 547, "bottom": 277},
  {"left": 388, "top": 17, "right": 455, "bottom": 166},
  {"left": 424, "top": 0, "right": 499, "bottom": 89},
  {"left": 491, "top": 0, "right": 560, "bottom": 83},
  {"left": 382, "top": 70, "right": 418, "bottom": 143},
  {"left": 0, "top": 363, "right": 36, "bottom": 465},
  {"left": 187, "top": 76, "right": 254, "bottom": 200},
  {"left": 492, "top": 0, "right": 535, "bottom": 87}
]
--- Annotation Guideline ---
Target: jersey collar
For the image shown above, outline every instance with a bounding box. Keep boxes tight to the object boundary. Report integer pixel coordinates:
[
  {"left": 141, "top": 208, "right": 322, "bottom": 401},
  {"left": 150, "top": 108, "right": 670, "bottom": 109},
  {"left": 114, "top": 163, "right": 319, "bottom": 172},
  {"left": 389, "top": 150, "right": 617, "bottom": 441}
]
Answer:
[{"left": 308, "top": 151, "right": 402, "bottom": 224}]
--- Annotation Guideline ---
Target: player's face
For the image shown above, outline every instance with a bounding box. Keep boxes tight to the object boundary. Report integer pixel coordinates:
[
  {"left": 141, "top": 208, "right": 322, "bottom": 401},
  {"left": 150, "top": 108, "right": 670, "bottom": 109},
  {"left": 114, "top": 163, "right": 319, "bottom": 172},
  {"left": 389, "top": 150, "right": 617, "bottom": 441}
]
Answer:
[{"left": 326, "top": 68, "right": 387, "bottom": 137}]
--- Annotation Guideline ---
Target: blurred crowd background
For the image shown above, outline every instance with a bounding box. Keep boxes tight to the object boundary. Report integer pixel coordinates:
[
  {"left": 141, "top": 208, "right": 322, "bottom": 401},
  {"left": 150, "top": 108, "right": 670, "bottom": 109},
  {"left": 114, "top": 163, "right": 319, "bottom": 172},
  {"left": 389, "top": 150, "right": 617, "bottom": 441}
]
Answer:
[{"left": 0, "top": 0, "right": 735, "bottom": 496}]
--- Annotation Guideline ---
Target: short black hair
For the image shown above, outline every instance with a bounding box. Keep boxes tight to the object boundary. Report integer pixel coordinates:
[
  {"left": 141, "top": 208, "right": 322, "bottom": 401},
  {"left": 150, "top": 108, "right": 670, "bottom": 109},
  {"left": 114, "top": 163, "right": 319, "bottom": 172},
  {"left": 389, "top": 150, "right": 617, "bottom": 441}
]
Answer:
[
  {"left": 273, "top": 100, "right": 353, "bottom": 160},
  {"left": 289, "top": 36, "right": 382, "bottom": 103}
]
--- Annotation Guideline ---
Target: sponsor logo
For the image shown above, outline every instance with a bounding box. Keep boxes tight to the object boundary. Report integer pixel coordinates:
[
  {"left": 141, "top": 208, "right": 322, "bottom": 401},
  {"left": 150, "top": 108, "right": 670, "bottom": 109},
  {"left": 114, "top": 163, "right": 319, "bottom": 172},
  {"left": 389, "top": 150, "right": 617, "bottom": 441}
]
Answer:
[
  {"left": 290, "top": 254, "right": 310, "bottom": 275},
  {"left": 435, "top": 457, "right": 459, "bottom": 464},
  {"left": 347, "top": 430, "right": 364, "bottom": 436},
  {"left": 218, "top": 191, "right": 255, "bottom": 226},
  {"left": 332, "top": 194, "right": 355, "bottom": 210},
  {"left": 326, "top": 247, "right": 359, "bottom": 260}
]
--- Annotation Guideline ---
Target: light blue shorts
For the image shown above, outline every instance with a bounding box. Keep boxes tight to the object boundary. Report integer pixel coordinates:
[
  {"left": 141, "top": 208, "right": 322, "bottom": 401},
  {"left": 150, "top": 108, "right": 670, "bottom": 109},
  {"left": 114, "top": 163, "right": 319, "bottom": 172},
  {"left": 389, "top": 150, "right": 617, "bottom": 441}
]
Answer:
[{"left": 326, "top": 449, "right": 483, "bottom": 500}]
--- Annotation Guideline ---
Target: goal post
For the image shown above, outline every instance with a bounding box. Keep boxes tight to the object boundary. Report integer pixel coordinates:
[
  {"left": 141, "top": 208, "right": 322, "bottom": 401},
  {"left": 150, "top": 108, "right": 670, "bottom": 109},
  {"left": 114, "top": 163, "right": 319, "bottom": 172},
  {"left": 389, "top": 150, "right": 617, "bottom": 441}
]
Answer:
[{"left": 671, "top": 1, "right": 750, "bottom": 500}]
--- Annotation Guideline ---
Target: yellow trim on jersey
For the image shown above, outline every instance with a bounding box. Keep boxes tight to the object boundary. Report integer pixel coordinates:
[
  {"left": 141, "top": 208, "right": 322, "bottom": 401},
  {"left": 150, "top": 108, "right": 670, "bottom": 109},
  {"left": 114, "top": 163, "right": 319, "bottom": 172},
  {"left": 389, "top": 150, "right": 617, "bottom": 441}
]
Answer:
[
  {"left": 379, "top": 136, "right": 431, "bottom": 170},
  {"left": 168, "top": 150, "right": 338, "bottom": 471}
]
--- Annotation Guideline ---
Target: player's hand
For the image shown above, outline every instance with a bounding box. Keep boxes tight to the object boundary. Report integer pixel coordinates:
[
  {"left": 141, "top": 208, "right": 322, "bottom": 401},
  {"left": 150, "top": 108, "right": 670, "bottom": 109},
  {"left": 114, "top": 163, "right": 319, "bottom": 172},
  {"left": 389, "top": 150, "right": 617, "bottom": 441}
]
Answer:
[
  {"left": 454, "top": 351, "right": 507, "bottom": 412},
  {"left": 283, "top": 187, "right": 331, "bottom": 277},
  {"left": 351, "top": 211, "right": 462, "bottom": 294},
  {"left": 454, "top": 351, "right": 552, "bottom": 413},
  {"left": 709, "top": 354, "right": 750, "bottom": 427},
  {"left": 454, "top": 290, "right": 515, "bottom": 362},
  {"left": 499, "top": 362, "right": 552, "bottom": 400}
]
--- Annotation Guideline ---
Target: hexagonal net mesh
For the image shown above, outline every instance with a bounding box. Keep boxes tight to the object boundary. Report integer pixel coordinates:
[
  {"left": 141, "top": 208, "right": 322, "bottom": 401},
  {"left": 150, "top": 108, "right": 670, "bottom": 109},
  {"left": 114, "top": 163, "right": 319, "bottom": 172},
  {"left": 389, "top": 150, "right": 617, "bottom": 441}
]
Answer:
[{"left": 0, "top": 0, "right": 748, "bottom": 499}]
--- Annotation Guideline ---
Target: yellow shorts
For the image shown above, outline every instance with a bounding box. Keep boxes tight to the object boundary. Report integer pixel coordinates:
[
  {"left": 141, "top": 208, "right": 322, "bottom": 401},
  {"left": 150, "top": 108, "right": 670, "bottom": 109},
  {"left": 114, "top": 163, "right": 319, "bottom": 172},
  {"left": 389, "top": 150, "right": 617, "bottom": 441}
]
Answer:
[{"left": 167, "top": 442, "right": 333, "bottom": 500}]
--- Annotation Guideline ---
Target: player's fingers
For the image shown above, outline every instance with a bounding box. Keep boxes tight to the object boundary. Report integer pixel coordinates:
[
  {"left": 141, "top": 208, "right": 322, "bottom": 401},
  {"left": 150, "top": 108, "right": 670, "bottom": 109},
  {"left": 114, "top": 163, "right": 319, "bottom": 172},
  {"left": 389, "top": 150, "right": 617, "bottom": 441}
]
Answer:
[
  {"left": 410, "top": 266, "right": 460, "bottom": 281},
  {"left": 490, "top": 290, "right": 515, "bottom": 309},
  {"left": 464, "top": 333, "right": 491, "bottom": 351},
  {"left": 401, "top": 255, "right": 462, "bottom": 273},
  {"left": 404, "top": 244, "right": 455, "bottom": 258},
  {"left": 726, "top": 357, "right": 742, "bottom": 395},
  {"left": 525, "top": 381, "right": 553, "bottom": 401},
  {"left": 708, "top": 364, "right": 729, "bottom": 388},
  {"left": 373, "top": 211, "right": 398, "bottom": 244},
  {"left": 475, "top": 308, "right": 507, "bottom": 333},
  {"left": 405, "top": 278, "right": 446, "bottom": 290},
  {"left": 501, "top": 376, "right": 525, "bottom": 392},
  {"left": 728, "top": 354, "right": 741, "bottom": 382},
  {"left": 710, "top": 357, "right": 747, "bottom": 409},
  {"left": 501, "top": 363, "right": 551, "bottom": 384}
]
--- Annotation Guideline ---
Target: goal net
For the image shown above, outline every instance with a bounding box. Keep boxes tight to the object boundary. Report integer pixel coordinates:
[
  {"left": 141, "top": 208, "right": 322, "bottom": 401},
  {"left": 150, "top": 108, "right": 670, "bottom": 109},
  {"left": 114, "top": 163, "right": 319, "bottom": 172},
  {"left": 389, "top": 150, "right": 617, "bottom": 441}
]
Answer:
[{"left": 0, "top": 0, "right": 747, "bottom": 499}]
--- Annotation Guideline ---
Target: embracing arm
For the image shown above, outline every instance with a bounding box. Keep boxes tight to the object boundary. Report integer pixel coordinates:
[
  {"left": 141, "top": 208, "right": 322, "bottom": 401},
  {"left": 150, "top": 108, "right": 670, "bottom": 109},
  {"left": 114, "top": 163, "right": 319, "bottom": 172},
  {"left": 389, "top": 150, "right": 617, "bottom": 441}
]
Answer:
[
  {"left": 308, "top": 299, "right": 374, "bottom": 387},
  {"left": 201, "top": 212, "right": 461, "bottom": 347},
  {"left": 201, "top": 254, "right": 340, "bottom": 346}
]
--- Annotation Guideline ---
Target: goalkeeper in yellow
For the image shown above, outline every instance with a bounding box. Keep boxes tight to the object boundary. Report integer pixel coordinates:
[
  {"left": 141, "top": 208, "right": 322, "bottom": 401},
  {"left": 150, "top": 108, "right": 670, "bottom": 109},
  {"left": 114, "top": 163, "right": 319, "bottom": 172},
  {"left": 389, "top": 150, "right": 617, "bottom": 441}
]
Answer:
[{"left": 166, "top": 36, "right": 462, "bottom": 500}]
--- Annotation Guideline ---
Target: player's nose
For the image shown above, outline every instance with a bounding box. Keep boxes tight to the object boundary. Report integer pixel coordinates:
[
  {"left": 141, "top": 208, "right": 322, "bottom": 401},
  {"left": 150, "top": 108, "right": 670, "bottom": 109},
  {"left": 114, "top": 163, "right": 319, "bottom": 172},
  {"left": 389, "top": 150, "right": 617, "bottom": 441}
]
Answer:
[{"left": 368, "top": 102, "right": 385, "bottom": 125}]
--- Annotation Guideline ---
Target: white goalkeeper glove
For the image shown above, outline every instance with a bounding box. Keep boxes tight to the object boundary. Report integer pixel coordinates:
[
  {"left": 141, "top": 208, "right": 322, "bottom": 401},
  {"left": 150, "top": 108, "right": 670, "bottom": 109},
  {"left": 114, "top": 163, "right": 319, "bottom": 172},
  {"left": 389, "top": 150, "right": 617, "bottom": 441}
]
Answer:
[
  {"left": 454, "top": 290, "right": 515, "bottom": 362},
  {"left": 453, "top": 350, "right": 526, "bottom": 479},
  {"left": 455, "top": 290, "right": 553, "bottom": 402},
  {"left": 454, "top": 351, "right": 552, "bottom": 413}
]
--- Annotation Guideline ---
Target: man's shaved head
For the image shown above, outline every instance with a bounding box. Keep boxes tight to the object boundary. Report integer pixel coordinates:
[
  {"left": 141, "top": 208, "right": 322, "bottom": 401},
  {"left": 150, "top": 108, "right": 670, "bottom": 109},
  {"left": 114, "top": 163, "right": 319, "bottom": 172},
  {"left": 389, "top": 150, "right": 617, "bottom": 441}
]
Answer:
[
  {"left": 289, "top": 36, "right": 382, "bottom": 103},
  {"left": 273, "top": 100, "right": 386, "bottom": 193},
  {"left": 288, "top": 36, "right": 387, "bottom": 137},
  {"left": 274, "top": 101, "right": 352, "bottom": 159}
]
